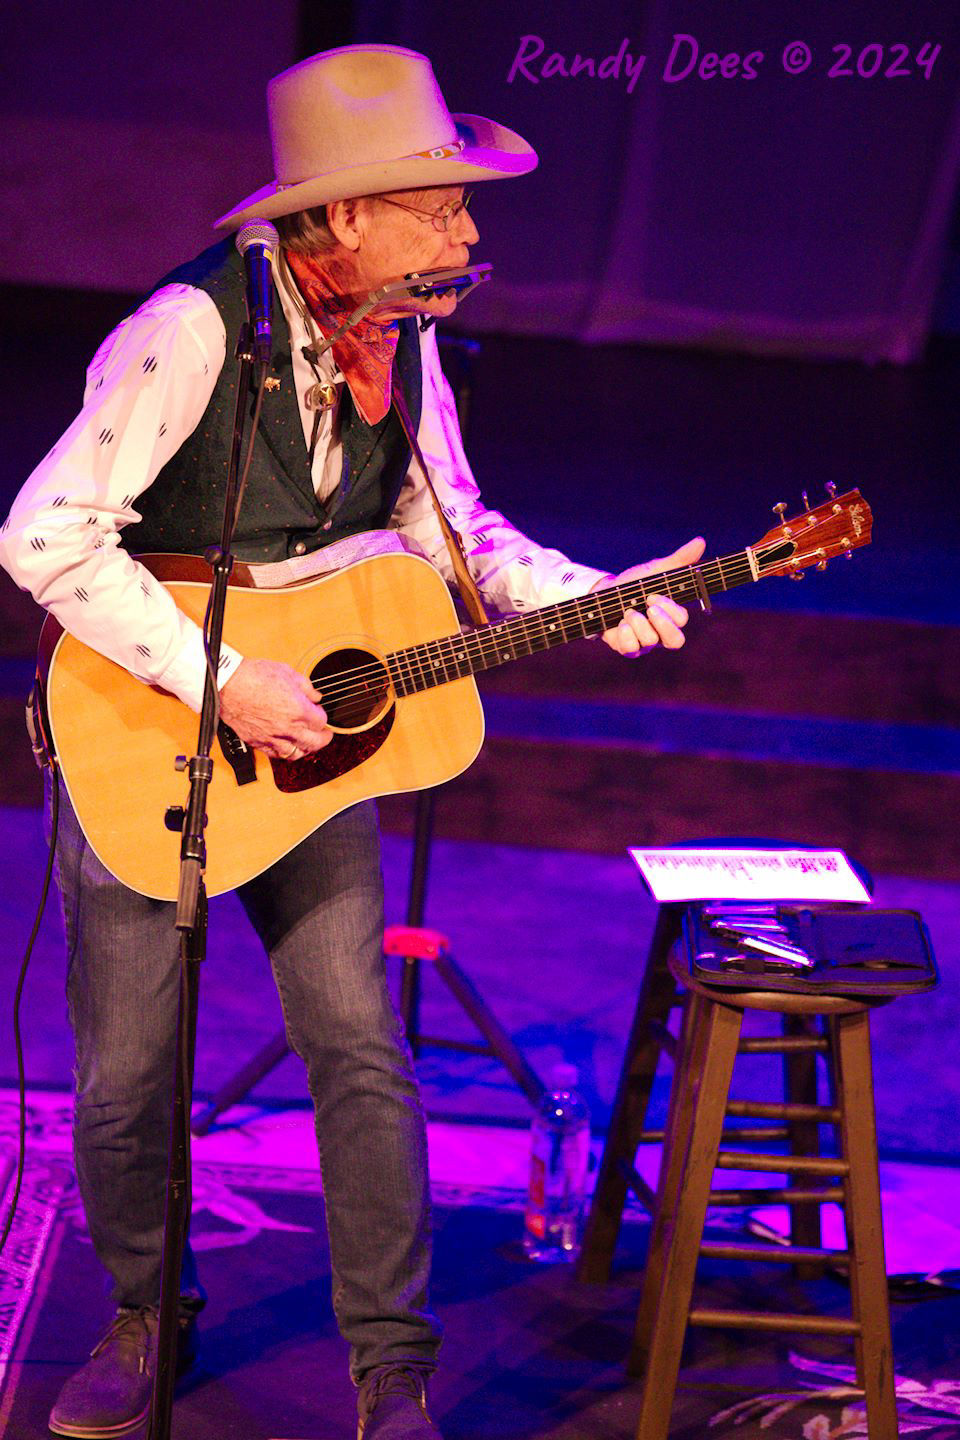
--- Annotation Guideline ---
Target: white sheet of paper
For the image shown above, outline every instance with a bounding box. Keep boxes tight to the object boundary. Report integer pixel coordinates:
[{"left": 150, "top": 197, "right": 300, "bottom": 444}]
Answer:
[{"left": 629, "top": 847, "right": 872, "bottom": 904}]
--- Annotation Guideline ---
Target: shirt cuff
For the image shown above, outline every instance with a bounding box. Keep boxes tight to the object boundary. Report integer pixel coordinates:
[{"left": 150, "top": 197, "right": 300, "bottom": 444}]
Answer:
[
  {"left": 152, "top": 626, "right": 245, "bottom": 712},
  {"left": 533, "top": 562, "right": 613, "bottom": 608}
]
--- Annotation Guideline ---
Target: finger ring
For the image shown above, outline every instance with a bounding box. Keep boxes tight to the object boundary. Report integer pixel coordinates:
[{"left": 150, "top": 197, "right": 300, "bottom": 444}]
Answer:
[{"left": 282, "top": 743, "right": 300, "bottom": 761}]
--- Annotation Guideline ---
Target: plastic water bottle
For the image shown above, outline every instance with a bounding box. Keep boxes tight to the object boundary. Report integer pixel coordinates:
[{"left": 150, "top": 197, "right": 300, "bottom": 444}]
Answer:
[{"left": 523, "top": 1062, "right": 591, "bottom": 1262}]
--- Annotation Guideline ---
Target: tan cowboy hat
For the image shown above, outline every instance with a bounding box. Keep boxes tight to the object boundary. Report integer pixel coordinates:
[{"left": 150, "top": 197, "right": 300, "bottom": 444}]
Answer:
[{"left": 214, "top": 43, "right": 538, "bottom": 230}]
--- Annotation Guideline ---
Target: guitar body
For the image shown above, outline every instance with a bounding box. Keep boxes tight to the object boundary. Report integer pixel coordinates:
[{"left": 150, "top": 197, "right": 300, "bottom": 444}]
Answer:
[{"left": 42, "top": 550, "right": 485, "bottom": 901}]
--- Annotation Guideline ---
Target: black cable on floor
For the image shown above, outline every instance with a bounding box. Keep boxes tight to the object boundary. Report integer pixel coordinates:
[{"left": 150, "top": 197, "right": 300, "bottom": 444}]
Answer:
[{"left": 0, "top": 765, "right": 59, "bottom": 1256}]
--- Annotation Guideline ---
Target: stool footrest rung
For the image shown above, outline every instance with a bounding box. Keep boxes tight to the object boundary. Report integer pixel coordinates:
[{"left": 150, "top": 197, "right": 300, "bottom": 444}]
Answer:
[
  {"left": 726, "top": 1100, "right": 841, "bottom": 1123},
  {"left": 738, "top": 1036, "right": 829, "bottom": 1054},
  {"left": 716, "top": 1151, "right": 849, "bottom": 1176},
  {"left": 639, "top": 1127, "right": 789, "bottom": 1143},
  {"left": 689, "top": 1307, "right": 861, "bottom": 1336},
  {"left": 700, "top": 1241, "right": 849, "bottom": 1266},
  {"left": 708, "top": 1186, "right": 844, "bottom": 1206}
]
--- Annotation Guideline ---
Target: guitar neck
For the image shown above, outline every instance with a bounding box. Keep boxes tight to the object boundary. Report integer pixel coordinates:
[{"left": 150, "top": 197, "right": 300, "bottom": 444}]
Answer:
[{"left": 386, "top": 548, "right": 757, "bottom": 697}]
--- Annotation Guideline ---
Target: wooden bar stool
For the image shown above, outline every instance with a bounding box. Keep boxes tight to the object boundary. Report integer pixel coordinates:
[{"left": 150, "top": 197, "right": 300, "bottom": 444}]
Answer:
[{"left": 630, "top": 951, "right": 898, "bottom": 1440}]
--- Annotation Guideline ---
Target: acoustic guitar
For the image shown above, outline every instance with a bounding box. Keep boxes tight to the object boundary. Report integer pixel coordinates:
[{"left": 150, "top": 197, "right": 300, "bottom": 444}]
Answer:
[{"left": 36, "top": 489, "right": 872, "bottom": 900}]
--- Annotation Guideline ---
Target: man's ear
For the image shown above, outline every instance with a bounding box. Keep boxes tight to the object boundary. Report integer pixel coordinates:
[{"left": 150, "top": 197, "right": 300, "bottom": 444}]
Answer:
[{"left": 326, "top": 197, "right": 364, "bottom": 251}]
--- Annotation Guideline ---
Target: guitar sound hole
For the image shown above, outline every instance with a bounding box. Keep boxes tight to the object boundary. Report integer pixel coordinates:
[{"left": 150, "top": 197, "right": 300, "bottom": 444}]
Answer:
[{"left": 310, "top": 648, "right": 391, "bottom": 731}]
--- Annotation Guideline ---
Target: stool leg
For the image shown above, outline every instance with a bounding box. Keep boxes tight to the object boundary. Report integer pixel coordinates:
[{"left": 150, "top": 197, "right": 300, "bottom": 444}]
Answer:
[
  {"left": 833, "top": 1011, "right": 898, "bottom": 1440},
  {"left": 579, "top": 904, "right": 683, "bottom": 1283},
  {"left": 631, "top": 1000, "right": 742, "bottom": 1440},
  {"left": 783, "top": 1013, "right": 824, "bottom": 1275},
  {"left": 629, "top": 991, "right": 706, "bottom": 1372}
]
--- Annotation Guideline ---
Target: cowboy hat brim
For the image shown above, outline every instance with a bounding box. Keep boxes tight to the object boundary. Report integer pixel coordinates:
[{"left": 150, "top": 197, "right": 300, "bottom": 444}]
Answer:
[{"left": 213, "top": 114, "right": 537, "bottom": 230}]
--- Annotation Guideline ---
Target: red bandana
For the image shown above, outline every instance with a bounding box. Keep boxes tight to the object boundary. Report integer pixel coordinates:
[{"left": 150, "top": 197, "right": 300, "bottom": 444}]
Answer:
[{"left": 284, "top": 249, "right": 399, "bottom": 425}]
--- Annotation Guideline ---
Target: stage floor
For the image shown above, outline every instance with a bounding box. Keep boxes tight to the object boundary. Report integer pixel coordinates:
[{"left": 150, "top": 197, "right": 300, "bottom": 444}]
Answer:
[{"left": 3, "top": 1090, "right": 960, "bottom": 1439}]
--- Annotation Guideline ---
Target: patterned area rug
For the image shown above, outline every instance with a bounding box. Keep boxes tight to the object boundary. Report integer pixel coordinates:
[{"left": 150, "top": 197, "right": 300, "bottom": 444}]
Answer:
[{"left": 2, "top": 1093, "right": 960, "bottom": 1439}]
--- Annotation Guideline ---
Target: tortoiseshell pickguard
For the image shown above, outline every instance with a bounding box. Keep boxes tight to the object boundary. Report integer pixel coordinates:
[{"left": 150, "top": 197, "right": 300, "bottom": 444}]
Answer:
[{"left": 269, "top": 707, "right": 396, "bottom": 793}]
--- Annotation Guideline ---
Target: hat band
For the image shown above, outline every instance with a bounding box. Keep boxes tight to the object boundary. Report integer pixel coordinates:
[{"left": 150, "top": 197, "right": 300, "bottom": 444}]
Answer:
[
  {"left": 275, "top": 135, "right": 466, "bottom": 191},
  {"left": 413, "top": 138, "right": 465, "bottom": 159}
]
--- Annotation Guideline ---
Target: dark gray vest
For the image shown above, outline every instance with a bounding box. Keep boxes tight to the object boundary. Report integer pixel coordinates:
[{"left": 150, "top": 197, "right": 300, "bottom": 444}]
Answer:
[{"left": 121, "top": 239, "right": 423, "bottom": 563}]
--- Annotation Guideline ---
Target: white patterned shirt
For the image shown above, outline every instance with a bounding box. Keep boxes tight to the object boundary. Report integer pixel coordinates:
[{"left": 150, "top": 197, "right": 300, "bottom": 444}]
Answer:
[{"left": 0, "top": 258, "right": 607, "bottom": 711}]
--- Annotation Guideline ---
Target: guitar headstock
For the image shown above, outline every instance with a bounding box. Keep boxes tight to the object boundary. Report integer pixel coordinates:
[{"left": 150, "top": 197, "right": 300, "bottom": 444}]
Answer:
[{"left": 750, "top": 487, "right": 873, "bottom": 579}]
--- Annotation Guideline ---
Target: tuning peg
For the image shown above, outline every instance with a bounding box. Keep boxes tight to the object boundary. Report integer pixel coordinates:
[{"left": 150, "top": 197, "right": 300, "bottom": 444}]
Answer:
[
  {"left": 789, "top": 569, "right": 805, "bottom": 581},
  {"left": 825, "top": 482, "right": 837, "bottom": 499},
  {"left": 772, "top": 502, "right": 788, "bottom": 521},
  {"left": 801, "top": 490, "right": 810, "bottom": 511}
]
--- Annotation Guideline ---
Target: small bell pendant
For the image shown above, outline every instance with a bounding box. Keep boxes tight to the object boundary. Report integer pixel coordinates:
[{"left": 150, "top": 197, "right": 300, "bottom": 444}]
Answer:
[{"left": 306, "top": 380, "right": 339, "bottom": 412}]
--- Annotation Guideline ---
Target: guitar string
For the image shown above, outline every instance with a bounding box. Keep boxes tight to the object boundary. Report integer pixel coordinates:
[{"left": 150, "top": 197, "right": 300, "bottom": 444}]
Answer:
[
  {"left": 286, "top": 550, "right": 761, "bottom": 718},
  {"left": 296, "top": 543, "right": 796, "bottom": 710},
  {"left": 309, "top": 569, "right": 760, "bottom": 711},
  {"left": 288, "top": 527, "right": 839, "bottom": 714},
  {"left": 304, "top": 554, "right": 756, "bottom": 706}
]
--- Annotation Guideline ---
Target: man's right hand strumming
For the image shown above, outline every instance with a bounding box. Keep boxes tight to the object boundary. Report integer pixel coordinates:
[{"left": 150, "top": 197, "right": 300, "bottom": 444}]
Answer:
[{"left": 219, "top": 658, "right": 333, "bottom": 761}]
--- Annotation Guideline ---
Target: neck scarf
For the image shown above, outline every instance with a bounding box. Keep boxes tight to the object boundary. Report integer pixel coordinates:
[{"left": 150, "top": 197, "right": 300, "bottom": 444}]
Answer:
[{"left": 284, "top": 249, "right": 399, "bottom": 425}]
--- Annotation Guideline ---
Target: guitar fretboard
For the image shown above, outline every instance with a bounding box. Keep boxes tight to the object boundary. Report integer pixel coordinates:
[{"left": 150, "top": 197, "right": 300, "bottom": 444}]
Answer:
[{"left": 385, "top": 550, "right": 756, "bottom": 697}]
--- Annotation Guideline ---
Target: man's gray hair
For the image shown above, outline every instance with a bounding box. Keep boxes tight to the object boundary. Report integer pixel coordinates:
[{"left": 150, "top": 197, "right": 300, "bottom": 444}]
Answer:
[{"left": 274, "top": 205, "right": 337, "bottom": 255}]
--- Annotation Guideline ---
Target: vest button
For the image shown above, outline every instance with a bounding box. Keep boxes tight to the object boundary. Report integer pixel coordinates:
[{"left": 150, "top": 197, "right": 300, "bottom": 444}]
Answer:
[{"left": 293, "top": 541, "right": 307, "bottom": 555}]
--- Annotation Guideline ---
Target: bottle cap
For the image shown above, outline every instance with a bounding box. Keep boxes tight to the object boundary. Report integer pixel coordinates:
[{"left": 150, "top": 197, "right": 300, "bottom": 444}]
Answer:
[{"left": 551, "top": 1062, "right": 579, "bottom": 1090}]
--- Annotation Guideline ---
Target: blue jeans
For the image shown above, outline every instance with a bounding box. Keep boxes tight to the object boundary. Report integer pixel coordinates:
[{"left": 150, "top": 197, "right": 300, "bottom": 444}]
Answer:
[{"left": 53, "top": 785, "right": 441, "bottom": 1381}]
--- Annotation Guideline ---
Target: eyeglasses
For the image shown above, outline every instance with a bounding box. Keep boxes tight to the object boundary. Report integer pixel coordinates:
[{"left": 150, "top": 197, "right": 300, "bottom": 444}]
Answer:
[{"left": 379, "top": 190, "right": 473, "bottom": 233}]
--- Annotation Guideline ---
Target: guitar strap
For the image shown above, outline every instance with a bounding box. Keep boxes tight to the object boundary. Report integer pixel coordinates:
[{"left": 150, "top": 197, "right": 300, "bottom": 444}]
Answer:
[{"left": 391, "top": 375, "right": 489, "bottom": 627}]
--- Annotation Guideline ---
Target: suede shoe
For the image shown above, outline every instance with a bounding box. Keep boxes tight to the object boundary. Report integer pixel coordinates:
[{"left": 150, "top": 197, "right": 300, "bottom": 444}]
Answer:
[
  {"left": 48, "top": 1305, "right": 197, "bottom": 1438},
  {"left": 357, "top": 1364, "right": 442, "bottom": 1440}
]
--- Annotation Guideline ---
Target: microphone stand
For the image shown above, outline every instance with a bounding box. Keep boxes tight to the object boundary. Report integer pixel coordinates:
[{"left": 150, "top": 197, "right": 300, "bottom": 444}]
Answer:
[{"left": 147, "top": 320, "right": 266, "bottom": 1440}]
